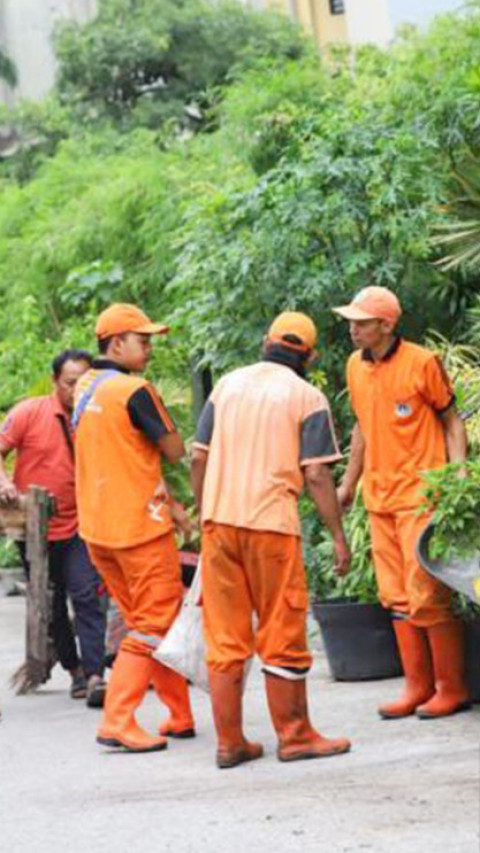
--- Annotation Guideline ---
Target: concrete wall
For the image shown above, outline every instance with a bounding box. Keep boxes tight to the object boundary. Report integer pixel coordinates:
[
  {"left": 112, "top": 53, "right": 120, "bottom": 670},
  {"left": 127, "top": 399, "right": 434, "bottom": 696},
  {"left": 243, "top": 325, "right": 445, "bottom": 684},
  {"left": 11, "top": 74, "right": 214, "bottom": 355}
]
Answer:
[{"left": 0, "top": 0, "right": 97, "bottom": 107}]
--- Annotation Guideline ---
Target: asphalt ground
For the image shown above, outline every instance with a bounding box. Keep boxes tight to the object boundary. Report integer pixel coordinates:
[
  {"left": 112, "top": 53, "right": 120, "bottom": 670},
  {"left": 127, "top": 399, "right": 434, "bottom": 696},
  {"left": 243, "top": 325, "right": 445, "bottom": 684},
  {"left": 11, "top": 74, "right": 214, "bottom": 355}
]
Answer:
[{"left": 0, "top": 593, "right": 479, "bottom": 853}]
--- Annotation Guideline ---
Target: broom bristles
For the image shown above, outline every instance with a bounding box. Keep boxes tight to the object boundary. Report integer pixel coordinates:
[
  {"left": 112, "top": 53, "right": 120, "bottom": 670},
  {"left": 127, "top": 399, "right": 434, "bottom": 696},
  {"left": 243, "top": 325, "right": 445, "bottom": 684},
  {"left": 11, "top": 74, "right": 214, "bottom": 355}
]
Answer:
[{"left": 10, "top": 659, "right": 51, "bottom": 695}]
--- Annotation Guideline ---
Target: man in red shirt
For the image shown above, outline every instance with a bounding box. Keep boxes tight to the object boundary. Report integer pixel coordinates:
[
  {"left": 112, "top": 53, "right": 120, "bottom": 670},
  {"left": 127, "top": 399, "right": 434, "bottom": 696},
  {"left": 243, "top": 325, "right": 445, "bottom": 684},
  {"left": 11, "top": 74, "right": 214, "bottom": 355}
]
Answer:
[{"left": 0, "top": 350, "right": 106, "bottom": 706}]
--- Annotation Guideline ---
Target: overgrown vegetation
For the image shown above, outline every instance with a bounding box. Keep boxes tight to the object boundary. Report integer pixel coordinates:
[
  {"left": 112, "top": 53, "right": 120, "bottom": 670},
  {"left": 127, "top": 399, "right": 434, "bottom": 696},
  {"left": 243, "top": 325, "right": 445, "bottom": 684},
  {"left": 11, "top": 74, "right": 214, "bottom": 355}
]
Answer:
[
  {"left": 304, "top": 492, "right": 378, "bottom": 603},
  {"left": 3, "top": 4, "right": 480, "bottom": 407},
  {"left": 421, "top": 461, "right": 480, "bottom": 561},
  {"left": 3, "top": 2, "right": 480, "bottom": 587}
]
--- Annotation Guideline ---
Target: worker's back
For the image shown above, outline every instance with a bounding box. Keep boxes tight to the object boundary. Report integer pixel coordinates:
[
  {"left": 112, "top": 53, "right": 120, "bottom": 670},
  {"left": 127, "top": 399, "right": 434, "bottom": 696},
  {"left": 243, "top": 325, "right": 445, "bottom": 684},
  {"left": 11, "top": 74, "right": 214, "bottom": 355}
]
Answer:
[{"left": 196, "top": 361, "right": 340, "bottom": 535}]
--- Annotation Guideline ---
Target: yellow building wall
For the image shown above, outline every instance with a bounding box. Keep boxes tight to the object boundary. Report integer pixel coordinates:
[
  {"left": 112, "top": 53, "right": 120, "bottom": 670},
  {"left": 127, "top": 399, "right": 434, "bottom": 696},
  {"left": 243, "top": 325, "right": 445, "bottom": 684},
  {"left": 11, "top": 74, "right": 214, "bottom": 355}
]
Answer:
[
  {"left": 313, "top": 0, "right": 347, "bottom": 47},
  {"left": 265, "top": 0, "right": 347, "bottom": 49}
]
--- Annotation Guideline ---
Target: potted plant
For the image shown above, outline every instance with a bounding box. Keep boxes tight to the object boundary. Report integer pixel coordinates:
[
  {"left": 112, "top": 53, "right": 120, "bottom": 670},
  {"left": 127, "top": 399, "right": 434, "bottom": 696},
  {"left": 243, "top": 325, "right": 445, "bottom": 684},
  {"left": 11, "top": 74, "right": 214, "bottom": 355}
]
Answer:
[
  {"left": 303, "top": 493, "right": 402, "bottom": 681},
  {"left": 419, "top": 459, "right": 480, "bottom": 701}
]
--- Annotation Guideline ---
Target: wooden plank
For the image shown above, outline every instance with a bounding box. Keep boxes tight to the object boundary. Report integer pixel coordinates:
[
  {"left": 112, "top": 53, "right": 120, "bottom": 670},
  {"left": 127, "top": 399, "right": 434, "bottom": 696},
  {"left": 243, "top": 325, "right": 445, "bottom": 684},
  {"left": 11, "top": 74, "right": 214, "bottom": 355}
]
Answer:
[{"left": 11, "top": 487, "right": 56, "bottom": 693}]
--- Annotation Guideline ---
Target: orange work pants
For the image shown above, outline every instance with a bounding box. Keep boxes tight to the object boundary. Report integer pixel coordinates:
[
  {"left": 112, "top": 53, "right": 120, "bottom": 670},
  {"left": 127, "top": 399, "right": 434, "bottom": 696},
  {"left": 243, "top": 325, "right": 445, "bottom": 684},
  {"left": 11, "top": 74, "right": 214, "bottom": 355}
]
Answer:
[
  {"left": 87, "top": 532, "right": 183, "bottom": 657},
  {"left": 369, "top": 510, "right": 451, "bottom": 627},
  {"left": 201, "top": 521, "right": 312, "bottom": 674}
]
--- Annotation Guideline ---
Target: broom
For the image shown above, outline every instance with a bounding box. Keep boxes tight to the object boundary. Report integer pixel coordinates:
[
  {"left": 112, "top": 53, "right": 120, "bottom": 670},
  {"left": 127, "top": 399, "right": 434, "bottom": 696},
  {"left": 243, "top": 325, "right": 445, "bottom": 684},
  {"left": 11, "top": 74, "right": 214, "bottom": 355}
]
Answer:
[{"left": 10, "top": 655, "right": 55, "bottom": 694}]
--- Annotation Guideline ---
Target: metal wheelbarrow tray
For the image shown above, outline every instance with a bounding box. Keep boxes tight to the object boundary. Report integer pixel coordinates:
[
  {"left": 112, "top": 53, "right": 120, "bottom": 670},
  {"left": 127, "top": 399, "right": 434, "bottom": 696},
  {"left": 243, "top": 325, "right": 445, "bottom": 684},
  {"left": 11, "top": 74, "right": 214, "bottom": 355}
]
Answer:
[{"left": 417, "top": 523, "right": 480, "bottom": 605}]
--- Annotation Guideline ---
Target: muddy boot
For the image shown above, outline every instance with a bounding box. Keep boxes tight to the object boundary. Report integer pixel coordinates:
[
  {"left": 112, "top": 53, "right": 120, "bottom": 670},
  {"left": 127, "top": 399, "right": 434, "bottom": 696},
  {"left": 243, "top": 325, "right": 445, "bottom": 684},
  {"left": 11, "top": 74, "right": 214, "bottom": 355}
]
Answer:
[
  {"left": 151, "top": 661, "right": 196, "bottom": 739},
  {"left": 97, "top": 650, "right": 167, "bottom": 753},
  {"left": 379, "top": 619, "right": 435, "bottom": 719},
  {"left": 265, "top": 672, "right": 350, "bottom": 761},
  {"left": 417, "top": 620, "right": 470, "bottom": 719},
  {"left": 209, "top": 669, "right": 264, "bottom": 769}
]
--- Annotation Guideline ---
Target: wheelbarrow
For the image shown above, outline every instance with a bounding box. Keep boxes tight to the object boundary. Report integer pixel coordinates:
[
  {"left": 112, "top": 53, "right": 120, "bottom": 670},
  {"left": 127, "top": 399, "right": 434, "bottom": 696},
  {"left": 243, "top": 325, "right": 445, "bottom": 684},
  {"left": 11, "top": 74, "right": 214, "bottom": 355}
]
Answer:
[{"left": 417, "top": 523, "right": 480, "bottom": 605}]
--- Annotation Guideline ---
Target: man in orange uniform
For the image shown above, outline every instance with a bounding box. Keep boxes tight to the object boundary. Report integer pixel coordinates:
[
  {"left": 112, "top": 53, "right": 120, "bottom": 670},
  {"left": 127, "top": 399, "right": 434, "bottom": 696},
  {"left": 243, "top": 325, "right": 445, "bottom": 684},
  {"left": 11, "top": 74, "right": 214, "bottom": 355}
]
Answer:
[
  {"left": 334, "top": 286, "right": 469, "bottom": 719},
  {"left": 192, "top": 312, "right": 351, "bottom": 768},
  {"left": 74, "top": 303, "right": 195, "bottom": 752}
]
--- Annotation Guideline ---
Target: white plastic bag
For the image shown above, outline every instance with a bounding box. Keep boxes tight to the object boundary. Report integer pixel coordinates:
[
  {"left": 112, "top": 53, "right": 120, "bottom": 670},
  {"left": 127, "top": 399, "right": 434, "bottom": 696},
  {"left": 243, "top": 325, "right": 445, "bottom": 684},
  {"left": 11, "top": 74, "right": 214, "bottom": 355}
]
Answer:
[{"left": 154, "top": 559, "right": 209, "bottom": 693}]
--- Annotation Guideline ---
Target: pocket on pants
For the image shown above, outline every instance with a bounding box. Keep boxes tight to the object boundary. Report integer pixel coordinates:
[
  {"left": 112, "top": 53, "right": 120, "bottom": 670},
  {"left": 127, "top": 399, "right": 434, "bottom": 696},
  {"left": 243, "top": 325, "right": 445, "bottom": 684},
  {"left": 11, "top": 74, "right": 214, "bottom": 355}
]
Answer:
[{"left": 284, "top": 587, "right": 308, "bottom": 611}]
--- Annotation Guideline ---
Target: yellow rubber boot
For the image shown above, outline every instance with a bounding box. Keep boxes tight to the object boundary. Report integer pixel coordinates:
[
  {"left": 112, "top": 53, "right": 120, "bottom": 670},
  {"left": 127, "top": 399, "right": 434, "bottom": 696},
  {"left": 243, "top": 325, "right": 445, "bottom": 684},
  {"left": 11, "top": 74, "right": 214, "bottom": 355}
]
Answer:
[
  {"left": 265, "top": 673, "right": 350, "bottom": 761},
  {"left": 151, "top": 661, "right": 196, "bottom": 739},
  {"left": 97, "top": 650, "right": 167, "bottom": 753},
  {"left": 417, "top": 621, "right": 470, "bottom": 719},
  {"left": 209, "top": 669, "right": 264, "bottom": 769},
  {"left": 379, "top": 619, "right": 435, "bottom": 719}
]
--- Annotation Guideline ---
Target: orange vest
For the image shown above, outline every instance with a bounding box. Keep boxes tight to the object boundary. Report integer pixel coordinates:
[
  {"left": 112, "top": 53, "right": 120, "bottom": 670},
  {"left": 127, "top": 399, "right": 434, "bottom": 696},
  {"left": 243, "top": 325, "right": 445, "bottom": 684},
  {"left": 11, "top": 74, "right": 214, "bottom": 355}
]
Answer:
[
  {"left": 347, "top": 341, "right": 452, "bottom": 513},
  {"left": 74, "top": 370, "right": 172, "bottom": 548}
]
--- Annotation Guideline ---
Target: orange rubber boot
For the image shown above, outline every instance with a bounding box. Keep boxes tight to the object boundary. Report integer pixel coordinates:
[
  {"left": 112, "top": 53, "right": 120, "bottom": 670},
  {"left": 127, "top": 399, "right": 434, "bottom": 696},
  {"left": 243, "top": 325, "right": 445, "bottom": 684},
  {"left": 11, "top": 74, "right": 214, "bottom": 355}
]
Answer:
[
  {"left": 97, "top": 650, "right": 167, "bottom": 753},
  {"left": 417, "top": 621, "right": 470, "bottom": 719},
  {"left": 209, "top": 669, "right": 264, "bottom": 769},
  {"left": 378, "top": 620, "right": 435, "bottom": 719},
  {"left": 265, "top": 673, "right": 350, "bottom": 761},
  {"left": 151, "top": 661, "right": 196, "bottom": 739}
]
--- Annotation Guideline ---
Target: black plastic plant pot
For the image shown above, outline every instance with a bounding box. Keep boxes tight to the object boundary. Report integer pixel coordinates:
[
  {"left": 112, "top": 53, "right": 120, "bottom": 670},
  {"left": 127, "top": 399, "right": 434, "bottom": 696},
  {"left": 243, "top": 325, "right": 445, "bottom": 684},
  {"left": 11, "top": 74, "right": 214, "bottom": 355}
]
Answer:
[
  {"left": 464, "top": 617, "right": 480, "bottom": 703},
  {"left": 312, "top": 598, "right": 403, "bottom": 681}
]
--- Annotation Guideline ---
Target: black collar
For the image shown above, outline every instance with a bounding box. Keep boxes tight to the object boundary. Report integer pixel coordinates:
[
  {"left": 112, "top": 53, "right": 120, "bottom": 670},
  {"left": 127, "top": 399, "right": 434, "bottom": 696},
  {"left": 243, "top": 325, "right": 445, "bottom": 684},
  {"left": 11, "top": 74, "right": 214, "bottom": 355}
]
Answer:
[
  {"left": 361, "top": 336, "right": 402, "bottom": 363},
  {"left": 263, "top": 344, "right": 308, "bottom": 378},
  {"left": 91, "top": 358, "right": 130, "bottom": 374}
]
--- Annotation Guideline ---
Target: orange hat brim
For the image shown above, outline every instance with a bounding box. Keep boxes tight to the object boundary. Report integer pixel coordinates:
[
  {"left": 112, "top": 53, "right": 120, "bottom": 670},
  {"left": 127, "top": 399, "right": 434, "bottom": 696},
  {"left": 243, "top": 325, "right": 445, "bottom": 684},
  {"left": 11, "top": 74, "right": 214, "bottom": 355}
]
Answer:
[
  {"left": 332, "top": 305, "right": 378, "bottom": 321},
  {"left": 133, "top": 322, "right": 169, "bottom": 335}
]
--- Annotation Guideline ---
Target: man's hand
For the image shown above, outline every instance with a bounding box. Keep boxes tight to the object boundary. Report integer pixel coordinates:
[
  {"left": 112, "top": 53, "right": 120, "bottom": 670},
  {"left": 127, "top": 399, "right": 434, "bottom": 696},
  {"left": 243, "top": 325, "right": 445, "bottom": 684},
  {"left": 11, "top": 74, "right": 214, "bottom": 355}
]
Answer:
[
  {"left": 170, "top": 500, "right": 195, "bottom": 543},
  {"left": 333, "top": 535, "right": 351, "bottom": 577},
  {"left": 153, "top": 477, "right": 169, "bottom": 501},
  {"left": 0, "top": 478, "right": 18, "bottom": 505},
  {"left": 337, "top": 483, "right": 354, "bottom": 511}
]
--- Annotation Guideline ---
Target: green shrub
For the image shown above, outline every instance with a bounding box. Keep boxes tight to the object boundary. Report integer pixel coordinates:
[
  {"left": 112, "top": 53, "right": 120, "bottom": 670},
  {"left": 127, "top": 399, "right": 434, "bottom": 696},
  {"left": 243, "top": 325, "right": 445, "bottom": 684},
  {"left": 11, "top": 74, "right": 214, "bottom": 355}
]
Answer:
[
  {"left": 0, "top": 538, "right": 21, "bottom": 569},
  {"left": 303, "top": 493, "right": 378, "bottom": 604},
  {"left": 421, "top": 460, "right": 480, "bottom": 560}
]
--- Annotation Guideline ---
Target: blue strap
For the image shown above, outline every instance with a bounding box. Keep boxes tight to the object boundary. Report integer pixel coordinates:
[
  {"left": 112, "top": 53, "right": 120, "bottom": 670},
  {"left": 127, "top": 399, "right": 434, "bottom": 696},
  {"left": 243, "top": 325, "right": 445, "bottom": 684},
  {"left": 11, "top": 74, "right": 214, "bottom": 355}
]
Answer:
[{"left": 72, "top": 369, "right": 120, "bottom": 428}]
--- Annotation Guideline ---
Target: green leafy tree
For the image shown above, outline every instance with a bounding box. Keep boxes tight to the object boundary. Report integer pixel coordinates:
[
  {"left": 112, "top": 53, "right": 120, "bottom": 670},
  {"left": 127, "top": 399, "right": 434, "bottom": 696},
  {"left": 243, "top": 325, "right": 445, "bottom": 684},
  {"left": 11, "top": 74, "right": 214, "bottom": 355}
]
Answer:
[
  {"left": 0, "top": 48, "right": 17, "bottom": 87},
  {"left": 168, "top": 101, "right": 452, "bottom": 396},
  {"left": 54, "top": 0, "right": 305, "bottom": 129}
]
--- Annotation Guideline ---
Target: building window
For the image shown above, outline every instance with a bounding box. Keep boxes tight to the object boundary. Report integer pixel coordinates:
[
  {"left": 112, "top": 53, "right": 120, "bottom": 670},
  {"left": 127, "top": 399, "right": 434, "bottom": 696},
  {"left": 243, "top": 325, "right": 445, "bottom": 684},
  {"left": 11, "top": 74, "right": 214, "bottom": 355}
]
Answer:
[{"left": 329, "top": 0, "right": 345, "bottom": 13}]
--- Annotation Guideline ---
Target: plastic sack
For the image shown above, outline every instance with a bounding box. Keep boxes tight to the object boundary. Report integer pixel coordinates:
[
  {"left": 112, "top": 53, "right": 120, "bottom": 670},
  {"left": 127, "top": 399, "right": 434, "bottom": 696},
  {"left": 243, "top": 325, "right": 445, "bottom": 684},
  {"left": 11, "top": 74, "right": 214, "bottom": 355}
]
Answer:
[{"left": 154, "top": 559, "right": 209, "bottom": 693}]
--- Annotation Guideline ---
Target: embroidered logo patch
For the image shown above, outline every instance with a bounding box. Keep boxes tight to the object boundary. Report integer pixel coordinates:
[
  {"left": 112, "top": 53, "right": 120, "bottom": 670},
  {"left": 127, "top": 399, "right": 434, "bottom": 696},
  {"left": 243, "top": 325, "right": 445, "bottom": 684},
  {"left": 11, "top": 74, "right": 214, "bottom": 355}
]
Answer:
[{"left": 395, "top": 402, "right": 412, "bottom": 418}]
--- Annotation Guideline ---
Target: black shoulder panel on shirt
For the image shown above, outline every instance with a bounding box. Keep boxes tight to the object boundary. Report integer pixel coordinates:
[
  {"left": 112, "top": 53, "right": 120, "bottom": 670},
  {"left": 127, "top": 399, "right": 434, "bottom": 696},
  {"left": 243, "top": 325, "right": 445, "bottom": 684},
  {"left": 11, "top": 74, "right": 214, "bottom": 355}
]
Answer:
[
  {"left": 127, "top": 386, "right": 169, "bottom": 443},
  {"left": 300, "top": 409, "right": 337, "bottom": 461},
  {"left": 196, "top": 399, "right": 215, "bottom": 446}
]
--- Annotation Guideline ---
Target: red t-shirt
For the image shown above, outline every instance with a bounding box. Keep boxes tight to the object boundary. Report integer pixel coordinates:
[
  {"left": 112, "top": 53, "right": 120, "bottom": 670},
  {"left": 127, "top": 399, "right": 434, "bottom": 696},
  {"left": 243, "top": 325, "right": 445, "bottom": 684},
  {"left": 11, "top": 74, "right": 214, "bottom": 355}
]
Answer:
[{"left": 0, "top": 394, "right": 77, "bottom": 541}]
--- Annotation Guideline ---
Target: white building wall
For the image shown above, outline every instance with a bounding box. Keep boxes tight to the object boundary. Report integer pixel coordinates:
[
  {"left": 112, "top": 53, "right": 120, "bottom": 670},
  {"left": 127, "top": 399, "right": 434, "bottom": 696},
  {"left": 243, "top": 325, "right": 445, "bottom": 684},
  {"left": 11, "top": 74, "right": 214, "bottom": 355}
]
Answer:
[{"left": 0, "top": 0, "right": 97, "bottom": 107}]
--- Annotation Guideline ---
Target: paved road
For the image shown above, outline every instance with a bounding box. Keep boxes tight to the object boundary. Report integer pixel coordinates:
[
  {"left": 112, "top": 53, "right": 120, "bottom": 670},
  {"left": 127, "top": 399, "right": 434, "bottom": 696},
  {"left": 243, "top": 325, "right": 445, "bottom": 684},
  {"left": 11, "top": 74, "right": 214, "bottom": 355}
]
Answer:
[{"left": 0, "top": 594, "right": 478, "bottom": 853}]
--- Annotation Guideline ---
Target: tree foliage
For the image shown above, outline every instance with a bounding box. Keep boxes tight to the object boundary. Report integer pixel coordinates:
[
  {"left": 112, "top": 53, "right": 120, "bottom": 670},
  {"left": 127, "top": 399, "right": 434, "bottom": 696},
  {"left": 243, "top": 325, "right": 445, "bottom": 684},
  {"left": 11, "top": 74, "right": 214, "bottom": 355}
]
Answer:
[
  {"left": 2, "top": 2, "right": 480, "bottom": 417},
  {"left": 0, "top": 48, "right": 17, "bottom": 87},
  {"left": 54, "top": 0, "right": 305, "bottom": 129}
]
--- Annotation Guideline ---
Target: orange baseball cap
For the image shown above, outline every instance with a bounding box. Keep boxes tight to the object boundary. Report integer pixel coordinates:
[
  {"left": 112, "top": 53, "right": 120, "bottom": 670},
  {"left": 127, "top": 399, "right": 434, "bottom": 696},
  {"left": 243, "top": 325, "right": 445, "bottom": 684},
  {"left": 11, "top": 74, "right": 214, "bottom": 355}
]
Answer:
[
  {"left": 95, "top": 303, "right": 169, "bottom": 339},
  {"left": 333, "top": 287, "right": 402, "bottom": 323},
  {"left": 267, "top": 311, "right": 317, "bottom": 351}
]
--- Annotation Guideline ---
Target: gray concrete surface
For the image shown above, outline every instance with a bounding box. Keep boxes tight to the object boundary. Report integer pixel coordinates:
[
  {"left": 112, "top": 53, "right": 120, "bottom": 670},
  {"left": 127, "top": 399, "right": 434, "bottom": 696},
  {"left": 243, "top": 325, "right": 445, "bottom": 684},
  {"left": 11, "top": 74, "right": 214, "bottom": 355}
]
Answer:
[{"left": 0, "top": 594, "right": 478, "bottom": 853}]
